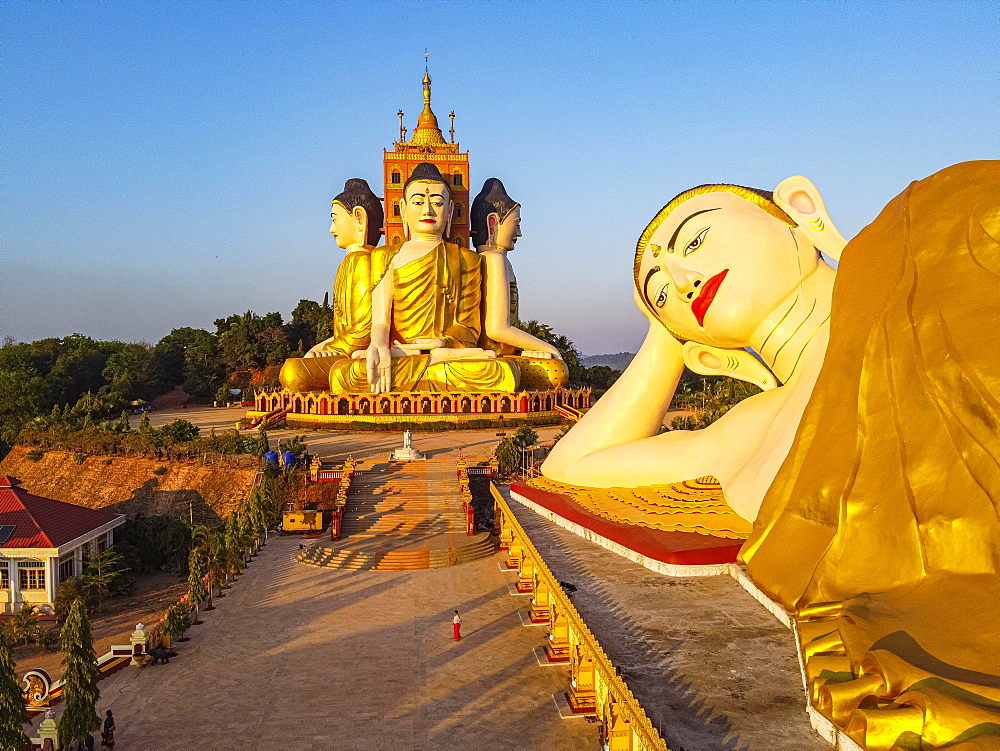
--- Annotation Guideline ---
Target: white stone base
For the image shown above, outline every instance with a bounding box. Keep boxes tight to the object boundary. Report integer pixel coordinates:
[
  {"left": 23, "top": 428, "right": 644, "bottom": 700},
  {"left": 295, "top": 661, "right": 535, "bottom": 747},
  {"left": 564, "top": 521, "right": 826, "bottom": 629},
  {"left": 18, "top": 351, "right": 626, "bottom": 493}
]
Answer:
[{"left": 391, "top": 448, "right": 425, "bottom": 461}]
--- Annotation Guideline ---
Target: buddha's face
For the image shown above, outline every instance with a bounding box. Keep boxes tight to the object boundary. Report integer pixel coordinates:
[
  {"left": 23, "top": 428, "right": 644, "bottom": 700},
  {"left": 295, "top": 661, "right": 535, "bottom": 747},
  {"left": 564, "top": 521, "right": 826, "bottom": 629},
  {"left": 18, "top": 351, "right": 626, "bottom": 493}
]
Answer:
[
  {"left": 402, "top": 180, "right": 452, "bottom": 239},
  {"left": 637, "top": 192, "right": 812, "bottom": 349},
  {"left": 330, "top": 203, "right": 364, "bottom": 249},
  {"left": 494, "top": 207, "right": 522, "bottom": 252}
]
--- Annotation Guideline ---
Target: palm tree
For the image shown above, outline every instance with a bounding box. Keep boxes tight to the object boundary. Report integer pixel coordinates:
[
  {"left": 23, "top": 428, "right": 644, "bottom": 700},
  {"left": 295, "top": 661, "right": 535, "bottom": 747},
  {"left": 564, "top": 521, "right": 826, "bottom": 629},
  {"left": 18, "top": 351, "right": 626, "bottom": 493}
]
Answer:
[{"left": 516, "top": 320, "right": 554, "bottom": 343}]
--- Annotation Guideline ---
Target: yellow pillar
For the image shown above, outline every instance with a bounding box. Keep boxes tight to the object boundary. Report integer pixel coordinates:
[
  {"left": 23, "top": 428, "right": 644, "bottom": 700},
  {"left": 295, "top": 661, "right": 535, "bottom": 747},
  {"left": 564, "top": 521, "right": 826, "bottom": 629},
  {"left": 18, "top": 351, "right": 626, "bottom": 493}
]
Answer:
[
  {"left": 545, "top": 602, "right": 570, "bottom": 662},
  {"left": 569, "top": 638, "right": 597, "bottom": 713},
  {"left": 516, "top": 549, "right": 535, "bottom": 593},
  {"left": 529, "top": 574, "right": 551, "bottom": 622}
]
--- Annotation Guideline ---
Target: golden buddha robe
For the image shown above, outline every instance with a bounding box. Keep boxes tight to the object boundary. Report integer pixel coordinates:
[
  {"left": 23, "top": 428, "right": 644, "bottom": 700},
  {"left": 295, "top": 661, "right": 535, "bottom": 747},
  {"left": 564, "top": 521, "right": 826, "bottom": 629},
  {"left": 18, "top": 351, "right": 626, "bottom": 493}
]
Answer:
[
  {"left": 278, "top": 248, "right": 373, "bottom": 393},
  {"left": 329, "top": 241, "right": 520, "bottom": 393},
  {"left": 741, "top": 161, "right": 1000, "bottom": 748}
]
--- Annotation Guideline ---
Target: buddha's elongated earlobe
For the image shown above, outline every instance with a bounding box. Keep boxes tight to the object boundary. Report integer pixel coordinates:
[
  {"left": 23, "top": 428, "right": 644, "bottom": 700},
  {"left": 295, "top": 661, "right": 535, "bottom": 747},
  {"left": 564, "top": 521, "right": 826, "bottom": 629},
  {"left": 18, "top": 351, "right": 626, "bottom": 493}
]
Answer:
[
  {"left": 774, "top": 176, "right": 848, "bottom": 261},
  {"left": 445, "top": 199, "right": 454, "bottom": 240},
  {"left": 353, "top": 206, "right": 368, "bottom": 246},
  {"left": 682, "top": 342, "right": 779, "bottom": 390},
  {"left": 486, "top": 213, "right": 499, "bottom": 246}
]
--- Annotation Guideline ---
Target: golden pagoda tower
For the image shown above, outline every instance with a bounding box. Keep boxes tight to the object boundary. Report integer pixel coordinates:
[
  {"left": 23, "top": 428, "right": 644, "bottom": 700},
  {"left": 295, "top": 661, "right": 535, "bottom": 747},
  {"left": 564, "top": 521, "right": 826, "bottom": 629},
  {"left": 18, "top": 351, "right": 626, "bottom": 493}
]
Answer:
[{"left": 383, "top": 68, "right": 470, "bottom": 247}]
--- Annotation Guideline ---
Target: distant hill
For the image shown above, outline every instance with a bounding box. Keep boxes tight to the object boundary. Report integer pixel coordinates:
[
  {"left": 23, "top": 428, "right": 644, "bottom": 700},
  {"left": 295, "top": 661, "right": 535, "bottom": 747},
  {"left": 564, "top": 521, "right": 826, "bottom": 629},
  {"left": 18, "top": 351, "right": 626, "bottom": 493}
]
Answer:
[{"left": 581, "top": 352, "right": 635, "bottom": 371}]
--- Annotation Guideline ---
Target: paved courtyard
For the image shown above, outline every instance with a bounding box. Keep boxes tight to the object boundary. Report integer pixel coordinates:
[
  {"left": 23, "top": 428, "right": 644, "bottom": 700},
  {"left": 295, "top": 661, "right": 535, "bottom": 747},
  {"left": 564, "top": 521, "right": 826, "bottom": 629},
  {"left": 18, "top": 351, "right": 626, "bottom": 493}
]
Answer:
[
  {"left": 140, "top": 406, "right": 562, "bottom": 462},
  {"left": 55, "top": 535, "right": 596, "bottom": 750}
]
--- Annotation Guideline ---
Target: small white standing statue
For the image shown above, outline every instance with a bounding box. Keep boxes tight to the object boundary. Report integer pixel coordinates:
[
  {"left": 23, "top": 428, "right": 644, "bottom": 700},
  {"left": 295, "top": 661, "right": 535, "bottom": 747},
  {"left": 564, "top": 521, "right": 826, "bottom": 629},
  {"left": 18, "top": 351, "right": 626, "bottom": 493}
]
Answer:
[{"left": 392, "top": 429, "right": 424, "bottom": 461}]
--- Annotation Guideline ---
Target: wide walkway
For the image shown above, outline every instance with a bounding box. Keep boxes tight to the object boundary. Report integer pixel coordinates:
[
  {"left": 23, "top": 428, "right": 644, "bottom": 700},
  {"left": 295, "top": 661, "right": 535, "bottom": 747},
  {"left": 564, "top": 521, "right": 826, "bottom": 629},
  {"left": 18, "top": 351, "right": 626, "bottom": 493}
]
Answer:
[
  {"left": 78, "top": 535, "right": 596, "bottom": 750},
  {"left": 505, "top": 489, "right": 827, "bottom": 751}
]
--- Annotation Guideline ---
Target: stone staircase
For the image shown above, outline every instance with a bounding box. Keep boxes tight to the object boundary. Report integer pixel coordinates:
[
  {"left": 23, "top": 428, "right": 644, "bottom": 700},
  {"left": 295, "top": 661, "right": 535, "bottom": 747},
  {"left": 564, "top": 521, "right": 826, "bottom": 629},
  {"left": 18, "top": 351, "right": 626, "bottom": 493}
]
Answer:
[{"left": 297, "top": 460, "right": 496, "bottom": 571}]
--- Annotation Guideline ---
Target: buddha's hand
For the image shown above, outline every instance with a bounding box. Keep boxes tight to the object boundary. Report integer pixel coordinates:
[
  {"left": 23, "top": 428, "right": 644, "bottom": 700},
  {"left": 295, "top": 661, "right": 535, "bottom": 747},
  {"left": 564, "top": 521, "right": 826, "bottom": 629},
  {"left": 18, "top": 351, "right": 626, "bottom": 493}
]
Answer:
[{"left": 366, "top": 344, "right": 392, "bottom": 393}]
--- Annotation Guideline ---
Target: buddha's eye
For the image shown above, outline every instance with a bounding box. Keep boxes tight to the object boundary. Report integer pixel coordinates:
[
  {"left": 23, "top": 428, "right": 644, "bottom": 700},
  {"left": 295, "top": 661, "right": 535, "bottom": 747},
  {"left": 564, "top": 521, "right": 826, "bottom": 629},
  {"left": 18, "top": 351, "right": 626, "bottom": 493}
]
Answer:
[
  {"left": 655, "top": 284, "right": 669, "bottom": 308},
  {"left": 684, "top": 228, "right": 710, "bottom": 257}
]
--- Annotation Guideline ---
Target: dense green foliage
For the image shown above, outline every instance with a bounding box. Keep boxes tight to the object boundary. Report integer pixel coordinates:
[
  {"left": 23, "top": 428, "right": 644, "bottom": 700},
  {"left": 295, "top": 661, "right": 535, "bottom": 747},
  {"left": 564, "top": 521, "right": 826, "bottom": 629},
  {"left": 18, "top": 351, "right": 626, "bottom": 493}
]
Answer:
[
  {"left": 19, "top": 417, "right": 265, "bottom": 460},
  {"left": 0, "top": 298, "right": 338, "bottom": 459},
  {"left": 494, "top": 426, "right": 541, "bottom": 479},
  {"left": 670, "top": 376, "right": 762, "bottom": 430},
  {"left": 58, "top": 599, "right": 102, "bottom": 747},
  {"left": 115, "top": 514, "right": 192, "bottom": 574},
  {"left": 0, "top": 628, "right": 30, "bottom": 750},
  {"left": 514, "top": 320, "right": 622, "bottom": 390}
]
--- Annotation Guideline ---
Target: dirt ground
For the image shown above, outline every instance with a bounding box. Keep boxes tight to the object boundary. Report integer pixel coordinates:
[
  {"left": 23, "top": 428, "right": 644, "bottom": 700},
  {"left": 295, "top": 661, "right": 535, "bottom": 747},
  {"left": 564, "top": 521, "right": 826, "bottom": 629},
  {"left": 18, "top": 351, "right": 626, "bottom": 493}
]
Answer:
[{"left": 10, "top": 570, "right": 187, "bottom": 681}]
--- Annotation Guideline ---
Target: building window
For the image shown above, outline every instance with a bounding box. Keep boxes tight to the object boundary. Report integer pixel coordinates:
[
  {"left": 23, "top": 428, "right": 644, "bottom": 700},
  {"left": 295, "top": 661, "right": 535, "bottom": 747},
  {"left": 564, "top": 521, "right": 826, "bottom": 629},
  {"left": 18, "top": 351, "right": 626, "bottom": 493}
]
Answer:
[
  {"left": 453, "top": 173, "right": 463, "bottom": 186},
  {"left": 454, "top": 203, "right": 462, "bottom": 218},
  {"left": 393, "top": 202, "right": 401, "bottom": 217},
  {"left": 18, "top": 561, "right": 46, "bottom": 590},
  {"left": 0, "top": 565, "right": 8, "bottom": 590},
  {"left": 98, "top": 534, "right": 109, "bottom": 552},
  {"left": 59, "top": 554, "right": 75, "bottom": 583},
  {"left": 391, "top": 171, "right": 401, "bottom": 184}
]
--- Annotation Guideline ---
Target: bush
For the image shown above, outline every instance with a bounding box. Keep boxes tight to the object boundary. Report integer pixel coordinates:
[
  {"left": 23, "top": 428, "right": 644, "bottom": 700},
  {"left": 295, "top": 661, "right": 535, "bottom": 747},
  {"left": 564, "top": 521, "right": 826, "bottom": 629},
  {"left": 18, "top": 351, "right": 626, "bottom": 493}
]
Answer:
[
  {"left": 152, "top": 466, "right": 168, "bottom": 475},
  {"left": 103, "top": 457, "right": 113, "bottom": 465},
  {"left": 54, "top": 577, "right": 92, "bottom": 622},
  {"left": 26, "top": 449, "right": 44, "bottom": 462},
  {"left": 73, "top": 452, "right": 86, "bottom": 465},
  {"left": 36, "top": 628, "right": 58, "bottom": 650}
]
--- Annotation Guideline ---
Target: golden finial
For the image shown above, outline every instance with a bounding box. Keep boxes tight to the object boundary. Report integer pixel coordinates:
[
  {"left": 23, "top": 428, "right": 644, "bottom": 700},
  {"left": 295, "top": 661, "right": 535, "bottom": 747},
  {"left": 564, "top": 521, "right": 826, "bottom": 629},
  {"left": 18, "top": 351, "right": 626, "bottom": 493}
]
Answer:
[
  {"left": 397, "top": 109, "right": 405, "bottom": 142},
  {"left": 449, "top": 111, "right": 455, "bottom": 143}
]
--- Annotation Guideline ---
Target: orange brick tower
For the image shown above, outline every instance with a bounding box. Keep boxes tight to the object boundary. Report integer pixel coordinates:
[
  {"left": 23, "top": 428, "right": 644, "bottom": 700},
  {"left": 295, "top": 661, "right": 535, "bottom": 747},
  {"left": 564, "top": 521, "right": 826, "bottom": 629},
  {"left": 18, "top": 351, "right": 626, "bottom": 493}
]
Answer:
[{"left": 383, "top": 68, "right": 470, "bottom": 247}]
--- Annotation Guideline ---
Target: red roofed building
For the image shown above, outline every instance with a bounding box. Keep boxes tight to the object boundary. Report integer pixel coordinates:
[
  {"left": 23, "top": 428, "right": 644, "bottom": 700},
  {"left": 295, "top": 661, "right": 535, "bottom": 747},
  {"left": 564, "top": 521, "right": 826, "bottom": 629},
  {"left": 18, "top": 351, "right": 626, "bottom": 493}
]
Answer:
[{"left": 0, "top": 476, "right": 125, "bottom": 613}]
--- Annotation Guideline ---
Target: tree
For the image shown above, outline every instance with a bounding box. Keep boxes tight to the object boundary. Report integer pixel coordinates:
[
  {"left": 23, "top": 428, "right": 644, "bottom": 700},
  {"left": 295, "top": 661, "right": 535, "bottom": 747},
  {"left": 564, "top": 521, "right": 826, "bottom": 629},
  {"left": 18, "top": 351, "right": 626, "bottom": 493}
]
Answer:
[
  {"left": 58, "top": 599, "right": 101, "bottom": 748},
  {"left": 493, "top": 427, "right": 540, "bottom": 480},
  {"left": 187, "top": 548, "right": 208, "bottom": 623},
  {"left": 138, "top": 412, "right": 152, "bottom": 433},
  {"left": 54, "top": 576, "right": 92, "bottom": 623},
  {"left": 10, "top": 602, "right": 40, "bottom": 645},
  {"left": 84, "top": 546, "right": 129, "bottom": 609},
  {"left": 0, "top": 628, "right": 30, "bottom": 751},
  {"left": 163, "top": 603, "right": 191, "bottom": 645}
]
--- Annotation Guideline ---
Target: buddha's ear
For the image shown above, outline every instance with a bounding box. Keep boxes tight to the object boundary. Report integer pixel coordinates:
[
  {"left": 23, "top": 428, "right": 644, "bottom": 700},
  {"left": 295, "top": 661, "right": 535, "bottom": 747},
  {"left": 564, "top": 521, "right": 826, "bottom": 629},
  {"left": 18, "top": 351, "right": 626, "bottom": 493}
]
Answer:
[
  {"left": 682, "top": 342, "right": 779, "bottom": 391},
  {"left": 486, "top": 213, "right": 500, "bottom": 245},
  {"left": 773, "top": 176, "right": 848, "bottom": 261},
  {"left": 352, "top": 206, "right": 368, "bottom": 238}
]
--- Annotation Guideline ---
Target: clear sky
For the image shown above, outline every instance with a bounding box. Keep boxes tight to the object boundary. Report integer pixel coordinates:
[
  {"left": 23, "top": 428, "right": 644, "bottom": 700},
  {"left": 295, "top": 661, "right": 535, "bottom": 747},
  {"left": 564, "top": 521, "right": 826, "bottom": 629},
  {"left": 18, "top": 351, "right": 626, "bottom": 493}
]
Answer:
[{"left": 2, "top": 0, "right": 997, "bottom": 355}]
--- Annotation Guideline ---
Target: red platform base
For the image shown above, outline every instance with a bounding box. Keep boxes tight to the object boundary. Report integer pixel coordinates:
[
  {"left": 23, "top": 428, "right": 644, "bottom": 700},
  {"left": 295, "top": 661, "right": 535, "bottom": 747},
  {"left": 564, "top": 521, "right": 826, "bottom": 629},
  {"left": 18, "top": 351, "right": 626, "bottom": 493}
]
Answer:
[{"left": 510, "top": 483, "right": 743, "bottom": 567}]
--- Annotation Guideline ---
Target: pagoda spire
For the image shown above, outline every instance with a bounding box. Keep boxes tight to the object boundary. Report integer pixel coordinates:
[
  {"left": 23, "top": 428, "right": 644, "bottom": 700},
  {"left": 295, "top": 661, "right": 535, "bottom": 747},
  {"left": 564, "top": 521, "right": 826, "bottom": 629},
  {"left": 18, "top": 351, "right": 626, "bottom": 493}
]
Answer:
[{"left": 409, "top": 65, "right": 445, "bottom": 146}]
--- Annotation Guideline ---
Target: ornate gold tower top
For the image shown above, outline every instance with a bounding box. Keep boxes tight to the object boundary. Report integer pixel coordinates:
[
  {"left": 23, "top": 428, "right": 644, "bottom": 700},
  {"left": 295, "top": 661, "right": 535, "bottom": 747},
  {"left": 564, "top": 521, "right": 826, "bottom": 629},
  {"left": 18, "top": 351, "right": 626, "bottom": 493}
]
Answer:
[
  {"left": 384, "top": 65, "right": 469, "bottom": 245},
  {"left": 408, "top": 69, "right": 447, "bottom": 148}
]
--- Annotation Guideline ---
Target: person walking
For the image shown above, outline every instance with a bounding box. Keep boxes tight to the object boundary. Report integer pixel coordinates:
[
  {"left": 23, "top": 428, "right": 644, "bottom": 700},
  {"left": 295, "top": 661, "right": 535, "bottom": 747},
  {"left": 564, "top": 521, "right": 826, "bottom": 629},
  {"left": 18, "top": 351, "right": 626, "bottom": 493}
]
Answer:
[
  {"left": 452, "top": 610, "right": 462, "bottom": 641},
  {"left": 100, "top": 709, "right": 116, "bottom": 748}
]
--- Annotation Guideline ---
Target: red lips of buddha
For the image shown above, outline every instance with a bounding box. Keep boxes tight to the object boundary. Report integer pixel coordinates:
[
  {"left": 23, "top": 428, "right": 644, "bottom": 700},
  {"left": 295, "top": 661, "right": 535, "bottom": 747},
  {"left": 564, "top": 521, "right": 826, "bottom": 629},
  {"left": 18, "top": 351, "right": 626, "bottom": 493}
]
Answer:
[{"left": 692, "top": 269, "right": 729, "bottom": 327}]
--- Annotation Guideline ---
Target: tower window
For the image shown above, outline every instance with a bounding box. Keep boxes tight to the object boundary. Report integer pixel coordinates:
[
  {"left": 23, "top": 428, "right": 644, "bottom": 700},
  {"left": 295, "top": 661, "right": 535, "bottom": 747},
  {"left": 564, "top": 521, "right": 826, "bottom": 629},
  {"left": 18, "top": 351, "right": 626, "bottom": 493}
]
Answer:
[
  {"left": 393, "top": 203, "right": 401, "bottom": 217},
  {"left": 454, "top": 203, "right": 462, "bottom": 218},
  {"left": 391, "top": 171, "right": 401, "bottom": 184},
  {"left": 452, "top": 173, "right": 463, "bottom": 186}
]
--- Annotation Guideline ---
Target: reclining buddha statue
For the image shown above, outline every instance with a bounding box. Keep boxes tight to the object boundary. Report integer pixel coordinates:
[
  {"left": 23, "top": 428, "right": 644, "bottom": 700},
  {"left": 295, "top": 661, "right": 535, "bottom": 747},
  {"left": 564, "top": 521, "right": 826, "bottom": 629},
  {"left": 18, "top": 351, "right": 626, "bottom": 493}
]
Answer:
[
  {"left": 543, "top": 161, "right": 1000, "bottom": 750},
  {"left": 329, "top": 162, "right": 564, "bottom": 394},
  {"left": 279, "top": 178, "right": 383, "bottom": 392}
]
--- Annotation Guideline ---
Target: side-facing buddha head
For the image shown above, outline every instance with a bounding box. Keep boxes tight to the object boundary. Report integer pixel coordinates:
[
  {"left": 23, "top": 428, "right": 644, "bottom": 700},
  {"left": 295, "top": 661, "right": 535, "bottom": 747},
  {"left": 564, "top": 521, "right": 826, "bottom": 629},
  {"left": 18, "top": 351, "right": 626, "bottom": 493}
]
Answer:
[
  {"left": 633, "top": 180, "right": 841, "bottom": 350},
  {"left": 471, "top": 178, "right": 521, "bottom": 252},
  {"left": 401, "top": 163, "right": 453, "bottom": 241},
  {"left": 331, "top": 178, "right": 384, "bottom": 250}
]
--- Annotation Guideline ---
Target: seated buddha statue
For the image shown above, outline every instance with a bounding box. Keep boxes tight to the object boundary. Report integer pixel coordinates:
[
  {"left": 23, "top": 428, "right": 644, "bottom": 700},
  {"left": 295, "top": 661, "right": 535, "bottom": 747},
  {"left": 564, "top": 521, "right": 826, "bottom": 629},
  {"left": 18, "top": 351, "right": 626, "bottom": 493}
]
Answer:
[
  {"left": 328, "top": 162, "right": 520, "bottom": 394},
  {"left": 471, "top": 178, "right": 568, "bottom": 391},
  {"left": 279, "top": 178, "right": 384, "bottom": 392}
]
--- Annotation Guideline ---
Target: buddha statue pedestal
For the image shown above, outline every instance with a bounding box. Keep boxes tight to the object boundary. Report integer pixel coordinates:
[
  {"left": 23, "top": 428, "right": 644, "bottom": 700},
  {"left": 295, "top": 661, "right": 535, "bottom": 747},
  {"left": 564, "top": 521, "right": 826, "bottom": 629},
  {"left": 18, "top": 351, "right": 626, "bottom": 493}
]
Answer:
[{"left": 391, "top": 430, "right": 424, "bottom": 461}]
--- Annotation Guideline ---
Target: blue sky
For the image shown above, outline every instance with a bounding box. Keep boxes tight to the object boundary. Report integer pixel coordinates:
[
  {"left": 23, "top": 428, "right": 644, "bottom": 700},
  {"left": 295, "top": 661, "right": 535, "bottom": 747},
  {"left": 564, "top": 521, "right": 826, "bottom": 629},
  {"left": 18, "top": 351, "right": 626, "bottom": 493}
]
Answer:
[{"left": 3, "top": 0, "right": 997, "bottom": 355}]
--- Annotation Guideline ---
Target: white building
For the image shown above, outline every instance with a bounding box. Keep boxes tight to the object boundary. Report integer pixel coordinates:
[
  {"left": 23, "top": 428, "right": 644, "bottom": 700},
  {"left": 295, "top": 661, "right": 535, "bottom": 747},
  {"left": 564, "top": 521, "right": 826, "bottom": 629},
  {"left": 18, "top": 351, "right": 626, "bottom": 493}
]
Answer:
[{"left": 0, "top": 475, "right": 125, "bottom": 614}]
